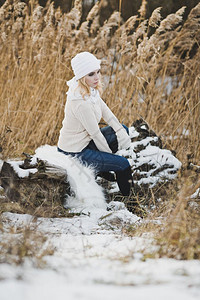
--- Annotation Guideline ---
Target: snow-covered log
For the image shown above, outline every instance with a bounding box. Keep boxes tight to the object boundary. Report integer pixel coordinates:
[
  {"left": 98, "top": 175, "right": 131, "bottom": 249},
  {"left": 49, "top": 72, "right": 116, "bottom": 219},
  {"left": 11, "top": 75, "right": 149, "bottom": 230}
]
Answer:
[
  {"left": 108, "top": 119, "right": 181, "bottom": 188},
  {"left": 0, "top": 119, "right": 182, "bottom": 215},
  {"left": 98, "top": 119, "right": 182, "bottom": 212},
  {"left": 0, "top": 148, "right": 107, "bottom": 216},
  {"left": 0, "top": 156, "right": 70, "bottom": 216}
]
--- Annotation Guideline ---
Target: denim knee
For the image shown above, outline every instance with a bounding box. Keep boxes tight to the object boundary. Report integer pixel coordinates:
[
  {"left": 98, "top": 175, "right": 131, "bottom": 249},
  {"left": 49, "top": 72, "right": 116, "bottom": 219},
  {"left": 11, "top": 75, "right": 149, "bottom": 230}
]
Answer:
[{"left": 118, "top": 156, "right": 130, "bottom": 170}]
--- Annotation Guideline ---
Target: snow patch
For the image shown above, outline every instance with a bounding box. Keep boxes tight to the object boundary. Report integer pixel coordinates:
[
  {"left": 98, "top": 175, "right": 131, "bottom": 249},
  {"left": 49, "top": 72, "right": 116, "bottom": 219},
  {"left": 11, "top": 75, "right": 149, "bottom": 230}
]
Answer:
[
  {"left": 128, "top": 126, "right": 139, "bottom": 138},
  {"left": 1, "top": 211, "right": 200, "bottom": 300},
  {"left": 190, "top": 188, "right": 200, "bottom": 199},
  {"left": 8, "top": 160, "right": 37, "bottom": 178},
  {"left": 0, "top": 159, "right": 4, "bottom": 172}
]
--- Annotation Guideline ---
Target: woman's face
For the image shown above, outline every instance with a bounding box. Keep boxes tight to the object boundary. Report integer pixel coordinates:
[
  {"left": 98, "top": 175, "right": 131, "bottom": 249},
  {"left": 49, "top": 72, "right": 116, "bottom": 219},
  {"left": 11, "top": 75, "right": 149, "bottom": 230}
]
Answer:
[{"left": 85, "top": 69, "right": 100, "bottom": 88}]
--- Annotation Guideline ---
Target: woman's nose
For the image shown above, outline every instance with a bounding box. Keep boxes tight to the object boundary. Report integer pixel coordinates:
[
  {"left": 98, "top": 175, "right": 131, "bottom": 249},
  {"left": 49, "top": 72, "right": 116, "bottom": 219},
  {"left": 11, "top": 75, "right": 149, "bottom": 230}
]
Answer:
[{"left": 94, "top": 72, "right": 99, "bottom": 80}]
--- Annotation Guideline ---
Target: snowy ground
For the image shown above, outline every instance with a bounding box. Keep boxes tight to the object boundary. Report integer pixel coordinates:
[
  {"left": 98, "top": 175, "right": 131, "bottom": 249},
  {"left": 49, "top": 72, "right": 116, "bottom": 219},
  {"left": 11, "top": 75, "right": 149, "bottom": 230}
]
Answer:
[{"left": 1, "top": 205, "right": 200, "bottom": 300}]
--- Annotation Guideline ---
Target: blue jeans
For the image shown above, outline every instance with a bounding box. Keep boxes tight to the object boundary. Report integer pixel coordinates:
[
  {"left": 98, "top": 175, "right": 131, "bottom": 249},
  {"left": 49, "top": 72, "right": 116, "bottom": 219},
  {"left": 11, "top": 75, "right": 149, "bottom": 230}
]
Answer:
[{"left": 58, "top": 125, "right": 130, "bottom": 173}]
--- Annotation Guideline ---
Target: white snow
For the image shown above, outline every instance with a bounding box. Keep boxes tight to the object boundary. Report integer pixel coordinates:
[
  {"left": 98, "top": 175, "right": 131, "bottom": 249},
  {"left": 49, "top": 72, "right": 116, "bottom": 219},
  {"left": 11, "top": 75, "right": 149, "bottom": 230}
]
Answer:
[
  {"left": 8, "top": 160, "right": 38, "bottom": 178},
  {"left": 128, "top": 126, "right": 139, "bottom": 138},
  {"left": 0, "top": 159, "right": 4, "bottom": 172},
  {"left": 137, "top": 145, "right": 181, "bottom": 169},
  {"left": 0, "top": 210, "right": 200, "bottom": 300},
  {"left": 190, "top": 188, "right": 200, "bottom": 199},
  {"left": 117, "top": 136, "right": 182, "bottom": 189},
  {"left": 156, "top": 76, "right": 181, "bottom": 96}
]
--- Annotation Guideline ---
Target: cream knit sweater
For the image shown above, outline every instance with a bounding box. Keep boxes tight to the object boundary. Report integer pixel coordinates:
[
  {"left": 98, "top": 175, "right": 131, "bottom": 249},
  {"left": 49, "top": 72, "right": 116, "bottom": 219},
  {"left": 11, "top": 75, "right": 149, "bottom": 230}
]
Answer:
[{"left": 58, "top": 77, "right": 130, "bottom": 153}]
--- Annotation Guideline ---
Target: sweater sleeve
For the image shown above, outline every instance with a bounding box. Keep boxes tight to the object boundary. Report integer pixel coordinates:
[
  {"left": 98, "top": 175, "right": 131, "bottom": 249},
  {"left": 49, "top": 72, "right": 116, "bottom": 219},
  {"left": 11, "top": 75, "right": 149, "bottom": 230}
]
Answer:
[
  {"left": 74, "top": 102, "right": 112, "bottom": 153},
  {"left": 100, "top": 98, "right": 122, "bottom": 132},
  {"left": 100, "top": 98, "right": 131, "bottom": 150}
]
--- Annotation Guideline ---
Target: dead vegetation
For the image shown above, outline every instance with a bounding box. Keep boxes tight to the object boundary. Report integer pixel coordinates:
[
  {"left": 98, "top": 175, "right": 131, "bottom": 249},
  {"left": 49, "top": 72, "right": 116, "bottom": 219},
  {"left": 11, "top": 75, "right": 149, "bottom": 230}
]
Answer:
[
  {"left": 125, "top": 169, "right": 200, "bottom": 260},
  {"left": 0, "top": 217, "right": 55, "bottom": 266}
]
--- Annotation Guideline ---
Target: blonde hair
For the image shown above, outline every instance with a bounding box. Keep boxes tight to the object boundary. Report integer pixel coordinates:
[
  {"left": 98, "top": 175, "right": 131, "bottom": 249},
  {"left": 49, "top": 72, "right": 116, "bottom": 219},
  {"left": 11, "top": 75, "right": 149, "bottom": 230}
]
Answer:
[{"left": 77, "top": 76, "right": 103, "bottom": 99}]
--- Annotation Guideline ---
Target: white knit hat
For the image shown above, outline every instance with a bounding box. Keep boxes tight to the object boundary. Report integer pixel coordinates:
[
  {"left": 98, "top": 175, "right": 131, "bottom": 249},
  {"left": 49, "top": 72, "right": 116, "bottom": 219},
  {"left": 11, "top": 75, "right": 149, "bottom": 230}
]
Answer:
[{"left": 71, "top": 52, "right": 101, "bottom": 80}]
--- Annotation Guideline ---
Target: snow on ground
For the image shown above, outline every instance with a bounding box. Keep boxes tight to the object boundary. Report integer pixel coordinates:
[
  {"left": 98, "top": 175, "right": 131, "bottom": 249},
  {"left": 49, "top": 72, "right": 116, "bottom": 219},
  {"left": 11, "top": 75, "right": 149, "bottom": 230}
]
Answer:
[{"left": 1, "top": 205, "right": 200, "bottom": 300}]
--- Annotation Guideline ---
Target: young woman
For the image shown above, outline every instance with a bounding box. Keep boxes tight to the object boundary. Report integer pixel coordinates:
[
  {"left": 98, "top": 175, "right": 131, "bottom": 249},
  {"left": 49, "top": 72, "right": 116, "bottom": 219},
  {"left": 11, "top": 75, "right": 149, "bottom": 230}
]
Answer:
[{"left": 57, "top": 52, "right": 133, "bottom": 196}]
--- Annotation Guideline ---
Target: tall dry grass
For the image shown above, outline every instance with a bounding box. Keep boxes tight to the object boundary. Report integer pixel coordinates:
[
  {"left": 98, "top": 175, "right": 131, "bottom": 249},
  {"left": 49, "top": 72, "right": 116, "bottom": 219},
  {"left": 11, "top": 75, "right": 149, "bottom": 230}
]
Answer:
[
  {"left": 0, "top": 0, "right": 199, "bottom": 164},
  {"left": 0, "top": 0, "right": 200, "bottom": 260},
  {"left": 126, "top": 171, "right": 200, "bottom": 260}
]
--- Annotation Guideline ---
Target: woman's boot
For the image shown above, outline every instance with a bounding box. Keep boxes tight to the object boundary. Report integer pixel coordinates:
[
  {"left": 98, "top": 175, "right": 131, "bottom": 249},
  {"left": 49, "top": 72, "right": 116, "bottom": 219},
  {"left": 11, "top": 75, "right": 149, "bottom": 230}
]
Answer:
[
  {"left": 116, "top": 166, "right": 133, "bottom": 196},
  {"left": 96, "top": 171, "right": 116, "bottom": 182}
]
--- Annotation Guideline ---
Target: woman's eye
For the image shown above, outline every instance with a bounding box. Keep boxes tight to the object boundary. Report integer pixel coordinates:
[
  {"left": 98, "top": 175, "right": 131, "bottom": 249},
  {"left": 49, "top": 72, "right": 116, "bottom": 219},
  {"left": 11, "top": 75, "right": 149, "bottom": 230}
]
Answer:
[{"left": 88, "top": 70, "right": 100, "bottom": 76}]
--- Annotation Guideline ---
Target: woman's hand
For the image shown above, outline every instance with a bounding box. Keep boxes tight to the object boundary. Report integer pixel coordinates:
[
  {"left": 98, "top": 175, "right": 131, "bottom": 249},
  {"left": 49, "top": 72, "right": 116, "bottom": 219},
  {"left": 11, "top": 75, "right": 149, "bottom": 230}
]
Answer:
[{"left": 116, "top": 128, "right": 131, "bottom": 150}]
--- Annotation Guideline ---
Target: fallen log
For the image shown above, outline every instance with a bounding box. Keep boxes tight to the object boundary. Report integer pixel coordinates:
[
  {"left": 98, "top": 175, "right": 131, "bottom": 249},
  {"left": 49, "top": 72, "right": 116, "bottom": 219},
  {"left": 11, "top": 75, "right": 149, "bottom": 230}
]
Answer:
[
  {"left": 0, "top": 119, "right": 182, "bottom": 216},
  {"left": 0, "top": 157, "right": 70, "bottom": 217}
]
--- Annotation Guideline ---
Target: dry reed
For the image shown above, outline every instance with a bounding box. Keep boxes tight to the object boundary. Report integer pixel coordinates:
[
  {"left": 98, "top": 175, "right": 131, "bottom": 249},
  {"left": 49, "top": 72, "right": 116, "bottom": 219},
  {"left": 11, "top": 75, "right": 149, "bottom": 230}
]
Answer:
[{"left": 0, "top": 0, "right": 199, "bottom": 164}]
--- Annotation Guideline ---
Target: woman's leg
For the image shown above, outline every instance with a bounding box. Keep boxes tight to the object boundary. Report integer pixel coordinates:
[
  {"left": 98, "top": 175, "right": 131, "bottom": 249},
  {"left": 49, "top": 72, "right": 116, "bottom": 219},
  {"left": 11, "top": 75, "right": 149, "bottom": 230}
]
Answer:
[
  {"left": 58, "top": 124, "right": 132, "bottom": 195},
  {"left": 84, "top": 125, "right": 131, "bottom": 191},
  {"left": 100, "top": 125, "right": 129, "bottom": 153},
  {"left": 75, "top": 148, "right": 132, "bottom": 196}
]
